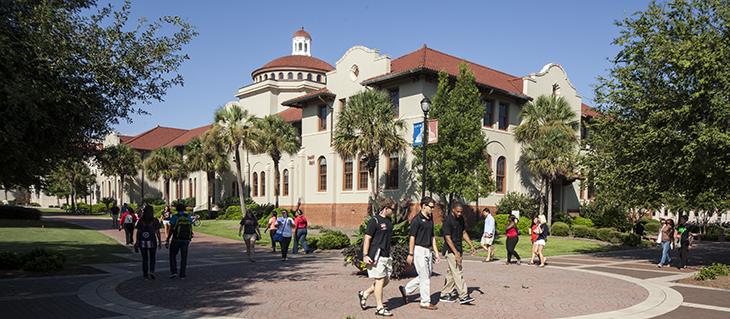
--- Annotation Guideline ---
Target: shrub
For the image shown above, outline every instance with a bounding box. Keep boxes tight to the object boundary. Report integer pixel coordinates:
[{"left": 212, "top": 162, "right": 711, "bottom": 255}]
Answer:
[
  {"left": 0, "top": 206, "right": 41, "bottom": 220},
  {"left": 217, "top": 205, "right": 242, "bottom": 220},
  {"left": 572, "top": 225, "right": 596, "bottom": 239},
  {"left": 0, "top": 251, "right": 22, "bottom": 269},
  {"left": 517, "top": 217, "right": 531, "bottom": 235},
  {"left": 20, "top": 249, "right": 65, "bottom": 272},
  {"left": 494, "top": 214, "right": 510, "bottom": 233},
  {"left": 704, "top": 225, "right": 724, "bottom": 241},
  {"left": 725, "top": 228, "right": 730, "bottom": 241},
  {"left": 596, "top": 227, "right": 616, "bottom": 242},
  {"left": 573, "top": 216, "right": 594, "bottom": 228},
  {"left": 621, "top": 233, "right": 642, "bottom": 247},
  {"left": 389, "top": 244, "right": 410, "bottom": 279},
  {"left": 608, "top": 230, "right": 623, "bottom": 244},
  {"left": 143, "top": 197, "right": 166, "bottom": 205},
  {"left": 551, "top": 222, "right": 570, "bottom": 236},
  {"left": 307, "top": 236, "right": 319, "bottom": 251},
  {"left": 644, "top": 220, "right": 661, "bottom": 234},
  {"left": 695, "top": 263, "right": 730, "bottom": 281},
  {"left": 28, "top": 202, "right": 41, "bottom": 207},
  {"left": 317, "top": 230, "right": 351, "bottom": 250},
  {"left": 581, "top": 197, "right": 631, "bottom": 231},
  {"left": 496, "top": 192, "right": 539, "bottom": 217}
]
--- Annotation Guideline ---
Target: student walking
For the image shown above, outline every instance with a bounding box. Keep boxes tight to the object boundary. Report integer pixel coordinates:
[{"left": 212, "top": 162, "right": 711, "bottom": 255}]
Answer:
[
  {"left": 358, "top": 197, "right": 397, "bottom": 317},
  {"left": 505, "top": 214, "right": 521, "bottom": 265},
  {"left": 119, "top": 208, "right": 137, "bottom": 245},
  {"left": 264, "top": 211, "right": 278, "bottom": 253},
  {"left": 160, "top": 205, "right": 172, "bottom": 239},
  {"left": 439, "top": 202, "right": 476, "bottom": 305},
  {"left": 534, "top": 215, "right": 549, "bottom": 267},
  {"left": 676, "top": 216, "right": 690, "bottom": 270},
  {"left": 529, "top": 217, "right": 539, "bottom": 265},
  {"left": 166, "top": 203, "right": 194, "bottom": 279},
  {"left": 657, "top": 219, "right": 675, "bottom": 268},
  {"left": 275, "top": 210, "right": 295, "bottom": 261},
  {"left": 238, "top": 211, "right": 261, "bottom": 262},
  {"left": 110, "top": 204, "right": 120, "bottom": 229},
  {"left": 399, "top": 197, "right": 440, "bottom": 310},
  {"left": 292, "top": 208, "right": 309, "bottom": 254},
  {"left": 479, "top": 208, "right": 496, "bottom": 262},
  {"left": 133, "top": 205, "right": 161, "bottom": 279}
]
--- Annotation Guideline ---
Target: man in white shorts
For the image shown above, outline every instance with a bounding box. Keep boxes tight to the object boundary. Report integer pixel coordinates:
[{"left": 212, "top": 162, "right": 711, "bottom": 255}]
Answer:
[
  {"left": 480, "top": 208, "right": 496, "bottom": 262},
  {"left": 358, "top": 197, "right": 396, "bottom": 317}
]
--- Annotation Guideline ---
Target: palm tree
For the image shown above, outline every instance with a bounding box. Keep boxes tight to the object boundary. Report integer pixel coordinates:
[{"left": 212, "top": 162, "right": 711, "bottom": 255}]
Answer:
[
  {"left": 185, "top": 129, "right": 230, "bottom": 211},
  {"left": 143, "top": 147, "right": 186, "bottom": 205},
  {"left": 254, "top": 115, "right": 301, "bottom": 207},
  {"left": 333, "top": 89, "right": 407, "bottom": 207},
  {"left": 514, "top": 95, "right": 579, "bottom": 224},
  {"left": 212, "top": 103, "right": 259, "bottom": 216},
  {"left": 97, "top": 144, "right": 142, "bottom": 205}
]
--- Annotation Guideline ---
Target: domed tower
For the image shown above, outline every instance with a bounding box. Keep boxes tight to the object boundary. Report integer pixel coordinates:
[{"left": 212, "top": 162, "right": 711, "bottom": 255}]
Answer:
[{"left": 292, "top": 27, "right": 311, "bottom": 56}]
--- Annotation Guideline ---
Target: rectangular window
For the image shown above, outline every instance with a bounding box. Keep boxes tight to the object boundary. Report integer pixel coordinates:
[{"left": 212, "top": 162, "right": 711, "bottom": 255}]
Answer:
[
  {"left": 318, "top": 105, "right": 327, "bottom": 131},
  {"left": 358, "top": 156, "right": 368, "bottom": 190},
  {"left": 343, "top": 158, "right": 353, "bottom": 190},
  {"left": 483, "top": 99, "right": 494, "bottom": 127},
  {"left": 385, "top": 153, "right": 399, "bottom": 189},
  {"left": 498, "top": 102, "right": 509, "bottom": 130},
  {"left": 389, "top": 88, "right": 399, "bottom": 117}
]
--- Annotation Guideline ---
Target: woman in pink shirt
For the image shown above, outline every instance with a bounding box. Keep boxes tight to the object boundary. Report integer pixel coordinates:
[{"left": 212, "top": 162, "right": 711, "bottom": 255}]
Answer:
[{"left": 264, "top": 211, "right": 278, "bottom": 253}]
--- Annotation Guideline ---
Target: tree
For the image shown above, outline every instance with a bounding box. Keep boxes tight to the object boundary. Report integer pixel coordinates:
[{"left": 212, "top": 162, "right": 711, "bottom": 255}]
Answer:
[
  {"left": 514, "top": 95, "right": 579, "bottom": 224},
  {"left": 334, "top": 89, "right": 407, "bottom": 206},
  {"left": 45, "top": 159, "right": 96, "bottom": 212},
  {"left": 590, "top": 0, "right": 730, "bottom": 214},
  {"left": 412, "top": 66, "right": 494, "bottom": 207},
  {"left": 185, "top": 130, "right": 230, "bottom": 211},
  {"left": 97, "top": 144, "right": 141, "bottom": 205},
  {"left": 212, "top": 104, "right": 259, "bottom": 216},
  {"left": 0, "top": 0, "right": 196, "bottom": 188},
  {"left": 143, "top": 147, "right": 186, "bottom": 205},
  {"left": 254, "top": 115, "right": 301, "bottom": 207}
]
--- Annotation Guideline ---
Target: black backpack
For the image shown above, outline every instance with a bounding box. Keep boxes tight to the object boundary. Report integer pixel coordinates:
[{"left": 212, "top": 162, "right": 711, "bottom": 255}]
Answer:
[{"left": 174, "top": 214, "right": 193, "bottom": 240}]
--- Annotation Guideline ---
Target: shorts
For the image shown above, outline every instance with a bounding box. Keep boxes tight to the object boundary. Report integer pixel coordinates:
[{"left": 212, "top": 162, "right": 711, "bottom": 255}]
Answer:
[
  {"left": 367, "top": 256, "right": 392, "bottom": 279},
  {"left": 535, "top": 239, "right": 546, "bottom": 246},
  {"left": 163, "top": 220, "right": 170, "bottom": 226},
  {"left": 243, "top": 234, "right": 256, "bottom": 242},
  {"left": 481, "top": 235, "right": 495, "bottom": 245}
]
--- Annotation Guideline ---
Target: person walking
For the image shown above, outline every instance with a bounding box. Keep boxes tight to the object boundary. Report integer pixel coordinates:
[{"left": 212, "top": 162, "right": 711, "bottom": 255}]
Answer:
[
  {"left": 264, "top": 211, "right": 278, "bottom": 253},
  {"left": 292, "top": 208, "right": 309, "bottom": 254},
  {"left": 358, "top": 197, "right": 396, "bottom": 317},
  {"left": 529, "top": 216, "right": 539, "bottom": 265},
  {"left": 657, "top": 219, "right": 675, "bottom": 268},
  {"left": 238, "top": 211, "right": 261, "bottom": 262},
  {"left": 675, "top": 216, "right": 690, "bottom": 270},
  {"left": 165, "top": 203, "right": 194, "bottom": 279},
  {"left": 133, "top": 205, "right": 161, "bottom": 279},
  {"left": 119, "top": 207, "right": 137, "bottom": 245},
  {"left": 655, "top": 219, "right": 665, "bottom": 246},
  {"left": 479, "top": 208, "right": 496, "bottom": 262},
  {"left": 439, "top": 202, "right": 476, "bottom": 305},
  {"left": 398, "top": 197, "right": 440, "bottom": 310},
  {"left": 110, "top": 204, "right": 120, "bottom": 229},
  {"left": 160, "top": 205, "right": 172, "bottom": 239},
  {"left": 505, "top": 214, "right": 521, "bottom": 265},
  {"left": 534, "top": 215, "right": 549, "bottom": 267},
  {"left": 275, "top": 209, "right": 295, "bottom": 261}
]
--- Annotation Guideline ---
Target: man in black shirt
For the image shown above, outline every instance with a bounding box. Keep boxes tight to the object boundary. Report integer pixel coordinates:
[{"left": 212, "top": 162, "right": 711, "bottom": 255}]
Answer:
[
  {"left": 398, "top": 197, "right": 441, "bottom": 310},
  {"left": 440, "top": 202, "right": 476, "bottom": 304},
  {"left": 358, "top": 197, "right": 396, "bottom": 317}
]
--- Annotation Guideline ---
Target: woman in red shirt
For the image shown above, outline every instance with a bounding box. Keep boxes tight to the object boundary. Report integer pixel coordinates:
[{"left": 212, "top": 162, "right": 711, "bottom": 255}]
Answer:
[
  {"left": 529, "top": 217, "right": 539, "bottom": 265},
  {"left": 505, "top": 214, "right": 521, "bottom": 265},
  {"left": 292, "top": 209, "right": 309, "bottom": 254}
]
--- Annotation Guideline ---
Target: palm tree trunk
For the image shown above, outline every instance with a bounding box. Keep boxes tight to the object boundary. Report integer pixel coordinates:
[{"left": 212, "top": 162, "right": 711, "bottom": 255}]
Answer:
[
  {"left": 164, "top": 178, "right": 170, "bottom": 205},
  {"left": 273, "top": 160, "right": 280, "bottom": 208},
  {"left": 119, "top": 175, "right": 124, "bottom": 205},
  {"left": 207, "top": 171, "right": 214, "bottom": 212},
  {"left": 235, "top": 147, "right": 248, "bottom": 216},
  {"left": 368, "top": 168, "right": 376, "bottom": 213},
  {"left": 539, "top": 178, "right": 546, "bottom": 217},
  {"left": 547, "top": 180, "right": 553, "bottom": 225}
]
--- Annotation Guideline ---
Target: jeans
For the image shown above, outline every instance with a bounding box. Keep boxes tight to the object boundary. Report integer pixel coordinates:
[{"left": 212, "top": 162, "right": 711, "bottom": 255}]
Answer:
[
  {"left": 405, "top": 246, "right": 433, "bottom": 306},
  {"left": 659, "top": 240, "right": 672, "bottom": 265},
  {"left": 678, "top": 242, "right": 689, "bottom": 268},
  {"left": 506, "top": 236, "right": 521, "bottom": 263},
  {"left": 293, "top": 228, "right": 309, "bottom": 254},
  {"left": 270, "top": 230, "right": 277, "bottom": 252},
  {"left": 440, "top": 251, "right": 467, "bottom": 299},
  {"left": 169, "top": 240, "right": 190, "bottom": 277},
  {"left": 123, "top": 223, "right": 134, "bottom": 244},
  {"left": 140, "top": 247, "right": 157, "bottom": 277},
  {"left": 280, "top": 236, "right": 291, "bottom": 259}
]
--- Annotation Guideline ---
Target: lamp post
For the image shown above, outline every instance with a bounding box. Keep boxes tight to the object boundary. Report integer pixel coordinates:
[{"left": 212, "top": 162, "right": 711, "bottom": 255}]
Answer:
[{"left": 420, "top": 97, "right": 431, "bottom": 199}]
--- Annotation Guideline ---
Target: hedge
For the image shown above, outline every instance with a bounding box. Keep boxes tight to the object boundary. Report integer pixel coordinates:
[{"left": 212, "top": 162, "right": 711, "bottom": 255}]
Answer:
[
  {"left": 0, "top": 206, "right": 41, "bottom": 220},
  {"left": 317, "top": 230, "right": 351, "bottom": 250},
  {"left": 572, "top": 225, "right": 596, "bottom": 239},
  {"left": 644, "top": 220, "right": 661, "bottom": 234},
  {"left": 551, "top": 222, "right": 570, "bottom": 236},
  {"left": 704, "top": 225, "right": 725, "bottom": 241},
  {"left": 0, "top": 249, "right": 65, "bottom": 272},
  {"left": 695, "top": 263, "right": 730, "bottom": 281},
  {"left": 573, "top": 216, "right": 594, "bottom": 228}
]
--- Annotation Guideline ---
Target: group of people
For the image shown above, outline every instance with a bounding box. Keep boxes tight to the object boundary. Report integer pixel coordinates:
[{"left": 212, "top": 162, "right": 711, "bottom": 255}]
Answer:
[
  {"left": 358, "top": 197, "right": 550, "bottom": 317},
  {"left": 238, "top": 204, "right": 311, "bottom": 262},
  {"left": 656, "top": 215, "right": 692, "bottom": 270}
]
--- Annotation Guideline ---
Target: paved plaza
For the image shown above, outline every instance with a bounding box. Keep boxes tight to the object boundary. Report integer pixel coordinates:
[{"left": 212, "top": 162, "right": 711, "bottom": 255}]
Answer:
[{"left": 1, "top": 215, "right": 729, "bottom": 319}]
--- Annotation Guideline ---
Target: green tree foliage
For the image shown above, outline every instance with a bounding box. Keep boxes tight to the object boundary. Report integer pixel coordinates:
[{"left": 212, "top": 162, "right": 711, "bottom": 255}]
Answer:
[
  {"left": 185, "top": 131, "right": 230, "bottom": 211},
  {"left": 143, "top": 147, "right": 186, "bottom": 205},
  {"left": 0, "top": 0, "right": 196, "bottom": 188},
  {"left": 412, "top": 66, "right": 493, "bottom": 206},
  {"left": 254, "top": 115, "right": 301, "bottom": 207},
  {"left": 333, "top": 89, "right": 407, "bottom": 206},
  {"left": 44, "top": 160, "right": 95, "bottom": 211},
  {"left": 496, "top": 192, "right": 540, "bottom": 217},
  {"left": 589, "top": 0, "right": 730, "bottom": 213},
  {"left": 97, "top": 144, "right": 141, "bottom": 204}
]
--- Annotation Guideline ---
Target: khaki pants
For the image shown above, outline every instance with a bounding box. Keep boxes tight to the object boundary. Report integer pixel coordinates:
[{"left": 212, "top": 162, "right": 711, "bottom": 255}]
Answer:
[{"left": 441, "top": 251, "right": 467, "bottom": 299}]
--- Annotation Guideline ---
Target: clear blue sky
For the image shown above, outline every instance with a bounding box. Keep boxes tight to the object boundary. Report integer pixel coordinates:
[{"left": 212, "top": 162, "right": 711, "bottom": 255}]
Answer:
[{"left": 114, "top": 0, "right": 651, "bottom": 135}]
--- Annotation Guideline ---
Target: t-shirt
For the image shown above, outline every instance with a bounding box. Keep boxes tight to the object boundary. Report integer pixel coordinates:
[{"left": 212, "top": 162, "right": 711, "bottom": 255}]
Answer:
[
  {"left": 294, "top": 215, "right": 308, "bottom": 229},
  {"left": 240, "top": 215, "right": 257, "bottom": 235},
  {"left": 365, "top": 215, "right": 393, "bottom": 259},
  {"left": 409, "top": 213, "right": 434, "bottom": 248},
  {"left": 537, "top": 224, "right": 549, "bottom": 241},
  {"left": 267, "top": 216, "right": 278, "bottom": 231},
  {"left": 441, "top": 214, "right": 465, "bottom": 254},
  {"left": 135, "top": 219, "right": 161, "bottom": 248},
  {"left": 483, "top": 214, "right": 495, "bottom": 235},
  {"left": 677, "top": 225, "right": 690, "bottom": 244},
  {"left": 531, "top": 224, "right": 539, "bottom": 242},
  {"left": 276, "top": 217, "right": 294, "bottom": 237}
]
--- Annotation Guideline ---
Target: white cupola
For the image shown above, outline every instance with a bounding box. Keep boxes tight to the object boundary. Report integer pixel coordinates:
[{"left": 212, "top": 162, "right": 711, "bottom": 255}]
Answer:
[{"left": 292, "top": 27, "right": 312, "bottom": 56}]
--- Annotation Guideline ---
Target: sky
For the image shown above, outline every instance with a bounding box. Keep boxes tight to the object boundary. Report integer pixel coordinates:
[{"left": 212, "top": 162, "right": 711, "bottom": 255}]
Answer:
[{"left": 112, "top": 0, "right": 652, "bottom": 136}]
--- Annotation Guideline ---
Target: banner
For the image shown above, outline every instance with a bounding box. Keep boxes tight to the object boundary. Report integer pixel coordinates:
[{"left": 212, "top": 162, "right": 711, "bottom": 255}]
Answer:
[
  {"left": 413, "top": 122, "right": 424, "bottom": 146},
  {"left": 413, "top": 120, "right": 439, "bottom": 146}
]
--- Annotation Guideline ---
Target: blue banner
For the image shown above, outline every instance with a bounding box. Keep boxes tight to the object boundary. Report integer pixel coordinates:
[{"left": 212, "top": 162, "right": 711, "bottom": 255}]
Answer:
[{"left": 413, "top": 121, "right": 424, "bottom": 146}]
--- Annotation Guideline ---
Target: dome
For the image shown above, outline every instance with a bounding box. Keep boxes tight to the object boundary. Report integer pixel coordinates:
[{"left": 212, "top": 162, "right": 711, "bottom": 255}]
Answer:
[
  {"left": 293, "top": 27, "right": 311, "bottom": 40},
  {"left": 251, "top": 55, "right": 334, "bottom": 78}
]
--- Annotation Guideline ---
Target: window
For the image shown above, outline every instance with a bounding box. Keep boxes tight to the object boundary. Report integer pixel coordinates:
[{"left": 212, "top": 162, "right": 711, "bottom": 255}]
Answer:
[
  {"left": 389, "top": 88, "right": 399, "bottom": 116},
  {"left": 386, "top": 152, "right": 399, "bottom": 189},
  {"left": 498, "top": 102, "right": 509, "bottom": 130},
  {"left": 297, "top": 72, "right": 303, "bottom": 80},
  {"left": 496, "top": 156, "right": 506, "bottom": 193},
  {"left": 306, "top": 73, "right": 312, "bottom": 81},
  {"left": 279, "top": 72, "right": 284, "bottom": 79},
  {"left": 318, "top": 157, "right": 327, "bottom": 192},
  {"left": 318, "top": 105, "right": 327, "bottom": 131},
  {"left": 343, "top": 157, "right": 353, "bottom": 190},
  {"left": 193, "top": 178, "right": 196, "bottom": 197},
  {"left": 316, "top": 74, "right": 322, "bottom": 82},
  {"left": 304, "top": 42, "right": 308, "bottom": 52},
  {"left": 298, "top": 43, "right": 302, "bottom": 50},
  {"left": 188, "top": 178, "right": 192, "bottom": 198},
  {"left": 252, "top": 173, "right": 258, "bottom": 196},
  {"left": 260, "top": 172, "right": 266, "bottom": 196},
  {"left": 287, "top": 72, "right": 293, "bottom": 80},
  {"left": 358, "top": 156, "right": 368, "bottom": 190},
  {"left": 282, "top": 169, "right": 289, "bottom": 196},
  {"left": 270, "top": 73, "right": 275, "bottom": 80},
  {"left": 483, "top": 99, "right": 494, "bottom": 127},
  {"left": 264, "top": 74, "right": 268, "bottom": 80}
]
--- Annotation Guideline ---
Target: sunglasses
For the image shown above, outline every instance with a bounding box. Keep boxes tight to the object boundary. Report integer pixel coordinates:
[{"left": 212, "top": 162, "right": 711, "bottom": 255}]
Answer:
[{"left": 427, "top": 205, "right": 435, "bottom": 208}]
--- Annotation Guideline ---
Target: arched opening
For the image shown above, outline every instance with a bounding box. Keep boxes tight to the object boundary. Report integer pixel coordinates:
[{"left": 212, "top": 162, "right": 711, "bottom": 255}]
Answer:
[
  {"left": 252, "top": 173, "right": 258, "bottom": 197},
  {"left": 260, "top": 172, "right": 266, "bottom": 196},
  {"left": 496, "top": 156, "right": 506, "bottom": 193},
  {"left": 282, "top": 169, "right": 289, "bottom": 196},
  {"left": 318, "top": 157, "right": 327, "bottom": 192}
]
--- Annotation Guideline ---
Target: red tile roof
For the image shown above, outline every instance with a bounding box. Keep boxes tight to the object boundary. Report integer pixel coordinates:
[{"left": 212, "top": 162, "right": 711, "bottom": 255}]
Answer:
[
  {"left": 252, "top": 55, "right": 334, "bottom": 78},
  {"left": 164, "top": 124, "right": 212, "bottom": 147},
  {"left": 281, "top": 88, "right": 335, "bottom": 107},
  {"left": 118, "top": 135, "right": 133, "bottom": 143},
  {"left": 363, "top": 46, "right": 529, "bottom": 100},
  {"left": 581, "top": 103, "right": 601, "bottom": 118},
  {"left": 276, "top": 108, "right": 303, "bottom": 122},
  {"left": 293, "top": 27, "right": 311, "bottom": 40},
  {"left": 123, "top": 126, "right": 188, "bottom": 151}
]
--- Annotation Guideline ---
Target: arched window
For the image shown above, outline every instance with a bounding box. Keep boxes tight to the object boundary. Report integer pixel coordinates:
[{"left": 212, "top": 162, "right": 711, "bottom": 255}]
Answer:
[
  {"left": 318, "top": 156, "right": 327, "bottom": 192},
  {"left": 279, "top": 72, "right": 284, "bottom": 79},
  {"left": 298, "top": 43, "right": 302, "bottom": 50},
  {"left": 297, "top": 72, "right": 303, "bottom": 80},
  {"left": 252, "top": 172, "right": 258, "bottom": 197},
  {"left": 343, "top": 157, "right": 353, "bottom": 190},
  {"left": 307, "top": 73, "right": 312, "bottom": 81},
  {"left": 316, "top": 74, "right": 322, "bottom": 82},
  {"left": 287, "top": 72, "right": 293, "bottom": 80},
  {"left": 270, "top": 73, "right": 276, "bottom": 80},
  {"left": 264, "top": 74, "right": 268, "bottom": 80},
  {"left": 358, "top": 156, "right": 368, "bottom": 190},
  {"left": 282, "top": 169, "right": 289, "bottom": 196},
  {"left": 386, "top": 152, "right": 399, "bottom": 189},
  {"left": 188, "top": 178, "right": 192, "bottom": 198},
  {"left": 496, "top": 156, "right": 506, "bottom": 193},
  {"left": 260, "top": 172, "right": 266, "bottom": 196},
  {"left": 304, "top": 42, "right": 308, "bottom": 52}
]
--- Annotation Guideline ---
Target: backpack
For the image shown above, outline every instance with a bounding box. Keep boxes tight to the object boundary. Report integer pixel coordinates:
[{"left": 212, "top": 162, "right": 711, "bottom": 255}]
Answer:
[
  {"left": 123, "top": 214, "right": 133, "bottom": 224},
  {"left": 174, "top": 214, "right": 193, "bottom": 240}
]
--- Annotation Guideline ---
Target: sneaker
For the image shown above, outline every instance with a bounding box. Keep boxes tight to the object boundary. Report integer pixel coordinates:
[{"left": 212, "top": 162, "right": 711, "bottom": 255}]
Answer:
[
  {"left": 439, "top": 295, "right": 455, "bottom": 303},
  {"left": 458, "top": 295, "right": 475, "bottom": 304},
  {"left": 398, "top": 286, "right": 408, "bottom": 304},
  {"left": 374, "top": 307, "right": 393, "bottom": 317},
  {"left": 169, "top": 273, "right": 178, "bottom": 279}
]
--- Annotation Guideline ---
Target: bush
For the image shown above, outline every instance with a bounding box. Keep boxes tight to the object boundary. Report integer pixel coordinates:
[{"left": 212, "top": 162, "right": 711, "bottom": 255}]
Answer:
[
  {"left": 517, "top": 217, "right": 531, "bottom": 235},
  {"left": 596, "top": 227, "right": 616, "bottom": 242},
  {"left": 702, "top": 225, "right": 724, "bottom": 241},
  {"left": 573, "top": 216, "right": 594, "bottom": 228},
  {"left": 621, "top": 233, "right": 642, "bottom": 247},
  {"left": 218, "top": 205, "right": 242, "bottom": 220},
  {"left": 143, "top": 197, "right": 166, "bottom": 205},
  {"left": 644, "top": 219, "right": 661, "bottom": 234},
  {"left": 23, "top": 254, "right": 65, "bottom": 272},
  {"left": 551, "top": 222, "right": 570, "bottom": 236},
  {"left": 496, "top": 192, "right": 539, "bottom": 217},
  {"left": 494, "top": 214, "right": 510, "bottom": 233},
  {"left": 725, "top": 228, "right": 730, "bottom": 241},
  {"left": 572, "top": 225, "right": 596, "bottom": 239},
  {"left": 28, "top": 202, "right": 41, "bottom": 207},
  {"left": 0, "top": 251, "right": 22, "bottom": 269},
  {"left": 307, "top": 236, "right": 319, "bottom": 251},
  {"left": 581, "top": 197, "right": 631, "bottom": 231},
  {"left": 317, "top": 230, "right": 351, "bottom": 250},
  {"left": 695, "top": 263, "right": 730, "bottom": 281},
  {"left": 0, "top": 206, "right": 41, "bottom": 220},
  {"left": 608, "top": 230, "right": 623, "bottom": 244}
]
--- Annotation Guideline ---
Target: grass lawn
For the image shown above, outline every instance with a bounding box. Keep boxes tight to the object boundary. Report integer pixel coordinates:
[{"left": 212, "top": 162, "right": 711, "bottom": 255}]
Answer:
[
  {"left": 195, "top": 219, "right": 271, "bottom": 246},
  {"left": 467, "top": 235, "right": 608, "bottom": 261}
]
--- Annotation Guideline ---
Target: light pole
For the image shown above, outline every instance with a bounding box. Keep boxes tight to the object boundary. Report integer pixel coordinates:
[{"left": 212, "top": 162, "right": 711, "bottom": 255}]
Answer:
[{"left": 420, "top": 97, "right": 431, "bottom": 199}]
